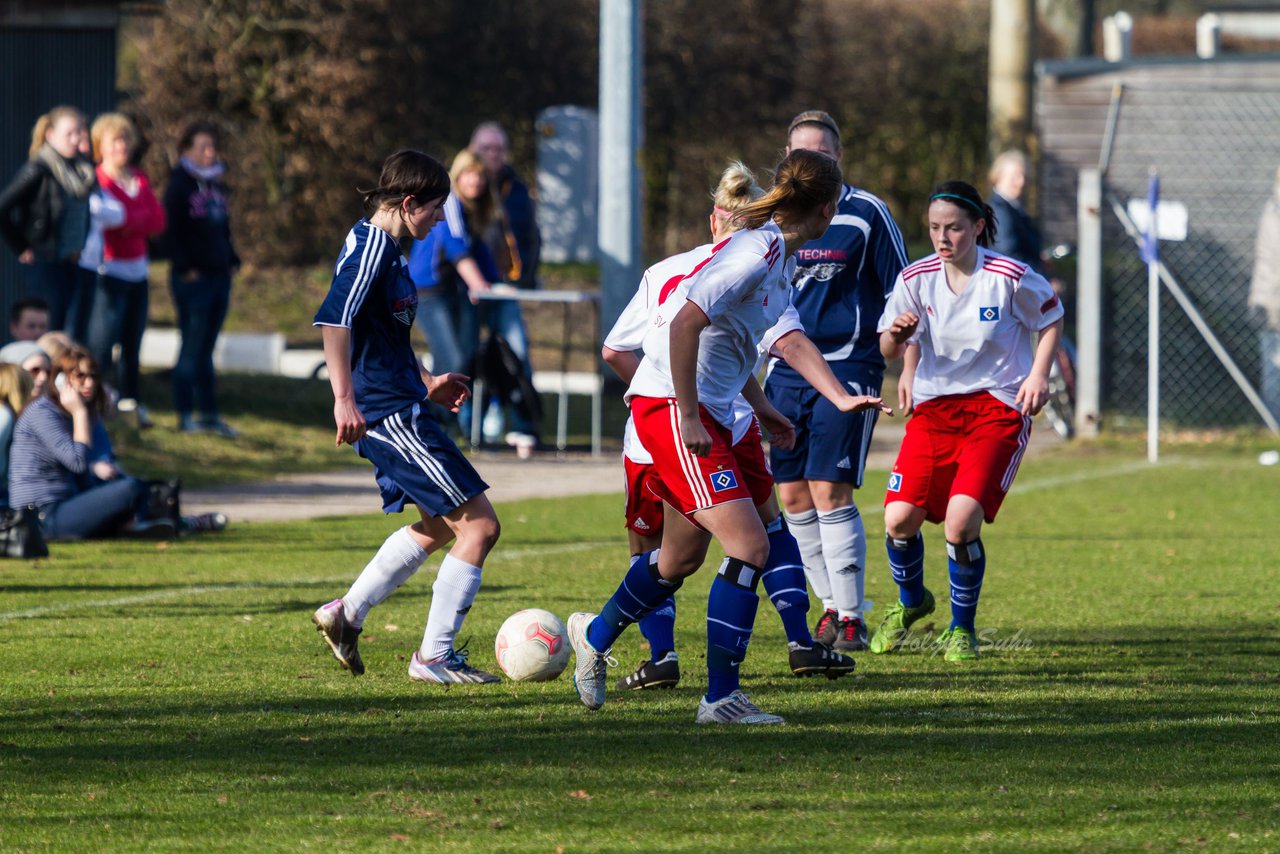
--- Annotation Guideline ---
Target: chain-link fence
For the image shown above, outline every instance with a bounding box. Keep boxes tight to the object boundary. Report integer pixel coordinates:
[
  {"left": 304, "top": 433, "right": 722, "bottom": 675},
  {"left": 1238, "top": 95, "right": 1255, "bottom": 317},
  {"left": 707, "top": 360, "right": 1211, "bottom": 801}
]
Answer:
[{"left": 1098, "top": 83, "right": 1280, "bottom": 429}]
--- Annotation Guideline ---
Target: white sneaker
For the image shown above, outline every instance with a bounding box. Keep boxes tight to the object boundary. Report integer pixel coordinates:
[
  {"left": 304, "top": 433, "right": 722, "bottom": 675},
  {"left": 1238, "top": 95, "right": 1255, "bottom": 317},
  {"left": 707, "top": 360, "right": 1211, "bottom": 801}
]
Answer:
[
  {"left": 567, "top": 612, "right": 613, "bottom": 710},
  {"left": 408, "top": 648, "right": 499, "bottom": 684},
  {"left": 695, "top": 690, "right": 785, "bottom": 725}
]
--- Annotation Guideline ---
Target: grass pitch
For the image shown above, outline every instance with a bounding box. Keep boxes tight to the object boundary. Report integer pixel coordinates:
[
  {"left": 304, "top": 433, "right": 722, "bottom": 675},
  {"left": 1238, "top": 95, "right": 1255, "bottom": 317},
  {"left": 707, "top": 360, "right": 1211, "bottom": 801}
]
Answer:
[{"left": 1, "top": 445, "right": 1277, "bottom": 852}]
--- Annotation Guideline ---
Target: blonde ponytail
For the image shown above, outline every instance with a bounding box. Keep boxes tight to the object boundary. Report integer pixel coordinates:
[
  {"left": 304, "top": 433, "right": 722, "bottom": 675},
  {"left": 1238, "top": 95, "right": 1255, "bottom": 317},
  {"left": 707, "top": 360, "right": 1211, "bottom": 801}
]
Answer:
[{"left": 734, "top": 149, "right": 842, "bottom": 230}]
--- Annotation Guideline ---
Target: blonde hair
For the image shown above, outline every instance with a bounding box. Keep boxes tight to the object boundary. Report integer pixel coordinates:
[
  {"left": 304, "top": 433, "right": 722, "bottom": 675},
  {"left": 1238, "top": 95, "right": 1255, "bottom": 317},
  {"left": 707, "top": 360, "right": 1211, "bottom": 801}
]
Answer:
[
  {"left": 735, "top": 149, "right": 843, "bottom": 230},
  {"left": 90, "top": 112, "right": 138, "bottom": 164},
  {"left": 988, "top": 150, "right": 1028, "bottom": 187},
  {"left": 36, "top": 331, "right": 73, "bottom": 365},
  {"left": 710, "top": 161, "right": 765, "bottom": 233},
  {"left": 0, "top": 363, "right": 34, "bottom": 415},
  {"left": 448, "top": 149, "right": 500, "bottom": 234},
  {"left": 29, "top": 106, "right": 85, "bottom": 159}
]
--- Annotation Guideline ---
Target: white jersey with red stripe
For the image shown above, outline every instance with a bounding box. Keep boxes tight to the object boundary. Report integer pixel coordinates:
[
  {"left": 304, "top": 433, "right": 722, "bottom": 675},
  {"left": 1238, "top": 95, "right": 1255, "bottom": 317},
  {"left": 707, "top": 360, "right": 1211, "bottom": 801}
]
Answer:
[
  {"left": 877, "top": 246, "right": 1064, "bottom": 408},
  {"left": 626, "top": 220, "right": 800, "bottom": 428},
  {"left": 607, "top": 239, "right": 799, "bottom": 463}
]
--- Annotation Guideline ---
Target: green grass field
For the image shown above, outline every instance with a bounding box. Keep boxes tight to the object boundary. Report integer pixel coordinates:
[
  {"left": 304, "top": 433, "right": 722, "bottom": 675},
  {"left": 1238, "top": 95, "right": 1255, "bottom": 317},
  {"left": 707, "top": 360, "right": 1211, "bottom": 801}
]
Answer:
[{"left": 1, "top": 445, "right": 1277, "bottom": 851}]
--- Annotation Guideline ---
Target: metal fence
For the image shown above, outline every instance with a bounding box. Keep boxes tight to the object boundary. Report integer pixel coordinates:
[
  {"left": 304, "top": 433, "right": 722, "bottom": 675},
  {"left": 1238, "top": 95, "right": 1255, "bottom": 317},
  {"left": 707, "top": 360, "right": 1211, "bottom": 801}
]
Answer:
[{"left": 1097, "top": 83, "right": 1280, "bottom": 429}]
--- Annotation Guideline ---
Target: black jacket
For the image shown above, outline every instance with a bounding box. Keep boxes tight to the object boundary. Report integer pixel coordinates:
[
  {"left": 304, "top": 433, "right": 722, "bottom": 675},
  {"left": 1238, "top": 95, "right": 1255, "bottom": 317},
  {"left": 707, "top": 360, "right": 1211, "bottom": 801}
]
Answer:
[
  {"left": 0, "top": 159, "right": 76, "bottom": 260},
  {"left": 162, "top": 166, "right": 239, "bottom": 276}
]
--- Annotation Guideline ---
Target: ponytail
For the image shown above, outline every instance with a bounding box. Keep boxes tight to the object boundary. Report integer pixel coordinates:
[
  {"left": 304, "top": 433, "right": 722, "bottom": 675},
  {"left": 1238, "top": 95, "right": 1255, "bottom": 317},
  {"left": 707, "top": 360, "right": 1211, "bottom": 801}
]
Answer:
[
  {"left": 734, "top": 149, "right": 842, "bottom": 230},
  {"left": 710, "top": 160, "right": 765, "bottom": 232},
  {"left": 929, "top": 180, "right": 998, "bottom": 247}
]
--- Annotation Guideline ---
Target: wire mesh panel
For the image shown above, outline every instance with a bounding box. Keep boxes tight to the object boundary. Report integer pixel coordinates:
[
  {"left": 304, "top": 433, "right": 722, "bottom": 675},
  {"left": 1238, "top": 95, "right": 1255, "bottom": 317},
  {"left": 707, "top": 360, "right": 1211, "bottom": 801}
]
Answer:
[{"left": 1100, "top": 82, "right": 1280, "bottom": 428}]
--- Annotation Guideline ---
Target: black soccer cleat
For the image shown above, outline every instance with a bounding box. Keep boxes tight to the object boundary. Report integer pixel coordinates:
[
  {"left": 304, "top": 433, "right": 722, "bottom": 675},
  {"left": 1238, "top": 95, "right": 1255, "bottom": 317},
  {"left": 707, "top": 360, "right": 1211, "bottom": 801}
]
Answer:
[
  {"left": 789, "top": 643, "right": 856, "bottom": 679},
  {"left": 814, "top": 608, "right": 839, "bottom": 646},
  {"left": 832, "top": 616, "right": 869, "bottom": 653},
  {"left": 615, "top": 653, "right": 680, "bottom": 690}
]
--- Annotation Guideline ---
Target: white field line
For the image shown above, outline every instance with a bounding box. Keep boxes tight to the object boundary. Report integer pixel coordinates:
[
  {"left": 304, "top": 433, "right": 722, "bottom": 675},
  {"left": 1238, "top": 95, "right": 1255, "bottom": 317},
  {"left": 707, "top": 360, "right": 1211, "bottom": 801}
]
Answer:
[
  {"left": 1007, "top": 459, "right": 1161, "bottom": 495},
  {"left": 0, "top": 541, "right": 614, "bottom": 621}
]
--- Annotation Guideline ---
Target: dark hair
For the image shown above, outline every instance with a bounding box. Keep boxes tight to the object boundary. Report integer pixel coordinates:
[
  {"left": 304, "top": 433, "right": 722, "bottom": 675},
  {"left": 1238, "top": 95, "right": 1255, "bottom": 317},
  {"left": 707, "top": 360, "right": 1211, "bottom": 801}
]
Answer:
[
  {"left": 735, "top": 149, "right": 843, "bottom": 230},
  {"left": 178, "top": 121, "right": 220, "bottom": 152},
  {"left": 361, "top": 149, "right": 451, "bottom": 216},
  {"left": 10, "top": 296, "right": 50, "bottom": 324},
  {"left": 52, "top": 344, "right": 105, "bottom": 413},
  {"left": 928, "top": 180, "right": 998, "bottom": 247}
]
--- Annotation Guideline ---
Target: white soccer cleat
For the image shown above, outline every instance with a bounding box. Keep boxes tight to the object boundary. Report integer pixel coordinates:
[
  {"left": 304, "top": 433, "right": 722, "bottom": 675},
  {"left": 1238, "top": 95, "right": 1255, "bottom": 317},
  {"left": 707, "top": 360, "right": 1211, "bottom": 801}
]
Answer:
[
  {"left": 567, "top": 612, "right": 612, "bottom": 710},
  {"left": 408, "top": 648, "right": 500, "bottom": 684},
  {"left": 695, "top": 690, "right": 785, "bottom": 725}
]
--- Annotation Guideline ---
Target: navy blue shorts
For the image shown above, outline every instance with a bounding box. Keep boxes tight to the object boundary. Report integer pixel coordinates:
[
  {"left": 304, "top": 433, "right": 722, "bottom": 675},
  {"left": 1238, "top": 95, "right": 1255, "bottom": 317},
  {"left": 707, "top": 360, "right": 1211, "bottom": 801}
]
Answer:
[
  {"left": 355, "top": 402, "right": 489, "bottom": 517},
  {"left": 765, "top": 380, "right": 880, "bottom": 486}
]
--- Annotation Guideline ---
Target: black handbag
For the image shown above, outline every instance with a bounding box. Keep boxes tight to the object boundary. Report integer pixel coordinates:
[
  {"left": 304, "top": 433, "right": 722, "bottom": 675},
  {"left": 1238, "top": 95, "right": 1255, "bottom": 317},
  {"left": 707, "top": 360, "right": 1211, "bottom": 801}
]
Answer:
[
  {"left": 146, "top": 479, "right": 182, "bottom": 527},
  {"left": 0, "top": 505, "right": 50, "bottom": 559}
]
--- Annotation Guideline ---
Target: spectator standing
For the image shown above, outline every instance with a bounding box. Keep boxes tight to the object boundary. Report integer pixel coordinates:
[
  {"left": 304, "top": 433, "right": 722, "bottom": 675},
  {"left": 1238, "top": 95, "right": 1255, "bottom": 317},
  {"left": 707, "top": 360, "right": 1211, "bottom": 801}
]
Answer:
[
  {"left": 9, "top": 297, "right": 50, "bottom": 343},
  {"left": 86, "top": 113, "right": 165, "bottom": 429},
  {"left": 1250, "top": 166, "right": 1280, "bottom": 419},
  {"left": 988, "top": 150, "right": 1043, "bottom": 274},
  {"left": 163, "top": 122, "right": 241, "bottom": 437},
  {"left": 0, "top": 363, "right": 35, "bottom": 508},
  {"left": 0, "top": 107, "right": 96, "bottom": 340},
  {"left": 8, "top": 347, "right": 175, "bottom": 540},
  {"left": 469, "top": 122, "right": 540, "bottom": 290}
]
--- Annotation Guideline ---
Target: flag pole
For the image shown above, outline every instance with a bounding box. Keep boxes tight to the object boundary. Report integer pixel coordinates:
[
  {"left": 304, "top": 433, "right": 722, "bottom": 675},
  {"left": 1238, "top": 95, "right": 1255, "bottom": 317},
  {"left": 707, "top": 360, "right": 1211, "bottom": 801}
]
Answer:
[{"left": 1144, "top": 168, "right": 1160, "bottom": 464}]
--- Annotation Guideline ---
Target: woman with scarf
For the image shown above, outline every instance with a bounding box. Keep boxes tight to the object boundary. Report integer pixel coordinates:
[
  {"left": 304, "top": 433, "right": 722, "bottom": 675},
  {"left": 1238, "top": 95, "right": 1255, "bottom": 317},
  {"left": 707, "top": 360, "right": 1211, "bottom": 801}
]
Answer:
[
  {"left": 0, "top": 106, "right": 97, "bottom": 342},
  {"left": 162, "top": 122, "right": 241, "bottom": 437}
]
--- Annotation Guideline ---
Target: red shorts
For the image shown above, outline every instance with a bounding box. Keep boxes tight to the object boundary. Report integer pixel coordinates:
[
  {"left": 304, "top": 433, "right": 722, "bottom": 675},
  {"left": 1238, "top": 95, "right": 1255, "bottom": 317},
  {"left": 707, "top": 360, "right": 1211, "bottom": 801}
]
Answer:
[
  {"left": 623, "top": 456, "right": 665, "bottom": 536},
  {"left": 885, "top": 391, "right": 1031, "bottom": 524},
  {"left": 630, "top": 396, "right": 774, "bottom": 521}
]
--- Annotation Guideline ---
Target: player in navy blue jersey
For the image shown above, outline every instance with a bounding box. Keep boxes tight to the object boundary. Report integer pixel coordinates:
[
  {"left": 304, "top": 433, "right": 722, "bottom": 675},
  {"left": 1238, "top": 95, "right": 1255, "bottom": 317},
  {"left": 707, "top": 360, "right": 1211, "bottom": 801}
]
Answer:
[
  {"left": 311, "top": 149, "right": 502, "bottom": 685},
  {"left": 764, "top": 110, "right": 909, "bottom": 653}
]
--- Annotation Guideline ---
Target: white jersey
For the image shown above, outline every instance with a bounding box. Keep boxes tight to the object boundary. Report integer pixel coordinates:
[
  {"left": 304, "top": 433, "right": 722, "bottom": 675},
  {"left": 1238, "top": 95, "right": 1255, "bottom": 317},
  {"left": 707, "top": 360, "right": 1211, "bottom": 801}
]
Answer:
[
  {"left": 626, "top": 221, "right": 801, "bottom": 428},
  {"left": 877, "top": 247, "right": 1064, "bottom": 408},
  {"left": 607, "top": 240, "right": 800, "bottom": 463}
]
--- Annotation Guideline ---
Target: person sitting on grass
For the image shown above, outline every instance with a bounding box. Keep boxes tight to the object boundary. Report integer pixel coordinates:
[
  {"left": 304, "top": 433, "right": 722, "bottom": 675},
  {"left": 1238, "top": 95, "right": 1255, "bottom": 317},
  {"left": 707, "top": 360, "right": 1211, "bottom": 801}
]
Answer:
[{"left": 0, "top": 362, "right": 35, "bottom": 508}]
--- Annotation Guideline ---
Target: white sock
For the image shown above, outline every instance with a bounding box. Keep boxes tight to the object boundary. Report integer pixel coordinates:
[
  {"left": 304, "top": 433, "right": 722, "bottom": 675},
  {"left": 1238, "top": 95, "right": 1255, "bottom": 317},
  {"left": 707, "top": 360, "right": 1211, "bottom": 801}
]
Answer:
[
  {"left": 784, "top": 508, "right": 834, "bottom": 610},
  {"left": 818, "top": 504, "right": 866, "bottom": 619},
  {"left": 420, "top": 554, "right": 483, "bottom": 660},
  {"left": 343, "top": 526, "right": 428, "bottom": 627}
]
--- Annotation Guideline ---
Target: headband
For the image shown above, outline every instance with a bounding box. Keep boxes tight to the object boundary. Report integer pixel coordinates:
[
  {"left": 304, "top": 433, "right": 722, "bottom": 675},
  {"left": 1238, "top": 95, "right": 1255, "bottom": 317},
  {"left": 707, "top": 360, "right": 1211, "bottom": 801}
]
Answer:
[
  {"left": 713, "top": 206, "right": 738, "bottom": 220},
  {"left": 930, "top": 192, "right": 986, "bottom": 216},
  {"left": 787, "top": 113, "right": 841, "bottom": 142}
]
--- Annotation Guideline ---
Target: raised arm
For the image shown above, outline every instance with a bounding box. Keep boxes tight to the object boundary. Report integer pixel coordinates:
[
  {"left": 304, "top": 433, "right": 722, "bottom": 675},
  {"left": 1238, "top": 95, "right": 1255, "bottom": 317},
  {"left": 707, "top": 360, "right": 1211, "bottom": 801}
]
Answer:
[{"left": 774, "top": 330, "right": 892, "bottom": 415}]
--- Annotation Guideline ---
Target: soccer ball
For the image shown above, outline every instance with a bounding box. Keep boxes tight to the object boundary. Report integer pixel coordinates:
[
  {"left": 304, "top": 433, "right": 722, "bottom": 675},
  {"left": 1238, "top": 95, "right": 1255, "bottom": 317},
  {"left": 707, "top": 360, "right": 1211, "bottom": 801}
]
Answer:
[{"left": 494, "top": 609, "right": 570, "bottom": 682}]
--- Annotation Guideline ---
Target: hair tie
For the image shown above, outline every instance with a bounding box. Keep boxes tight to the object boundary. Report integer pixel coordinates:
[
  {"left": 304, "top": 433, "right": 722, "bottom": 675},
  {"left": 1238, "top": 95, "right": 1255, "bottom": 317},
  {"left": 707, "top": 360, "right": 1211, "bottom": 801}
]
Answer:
[
  {"left": 713, "top": 206, "right": 737, "bottom": 220},
  {"left": 930, "top": 192, "right": 986, "bottom": 216}
]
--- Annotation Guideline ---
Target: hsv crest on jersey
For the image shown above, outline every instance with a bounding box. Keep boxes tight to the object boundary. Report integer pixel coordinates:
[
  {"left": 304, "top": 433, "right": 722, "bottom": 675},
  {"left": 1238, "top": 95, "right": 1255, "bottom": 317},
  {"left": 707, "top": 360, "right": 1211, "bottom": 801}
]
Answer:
[
  {"left": 979, "top": 306, "right": 1000, "bottom": 322},
  {"left": 709, "top": 469, "right": 739, "bottom": 492},
  {"left": 887, "top": 472, "right": 903, "bottom": 492}
]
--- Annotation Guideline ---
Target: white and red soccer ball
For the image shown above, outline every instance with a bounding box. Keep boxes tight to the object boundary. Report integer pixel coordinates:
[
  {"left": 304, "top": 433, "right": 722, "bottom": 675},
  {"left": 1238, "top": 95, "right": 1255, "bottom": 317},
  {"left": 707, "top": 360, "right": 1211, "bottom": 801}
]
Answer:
[{"left": 494, "top": 609, "right": 570, "bottom": 682}]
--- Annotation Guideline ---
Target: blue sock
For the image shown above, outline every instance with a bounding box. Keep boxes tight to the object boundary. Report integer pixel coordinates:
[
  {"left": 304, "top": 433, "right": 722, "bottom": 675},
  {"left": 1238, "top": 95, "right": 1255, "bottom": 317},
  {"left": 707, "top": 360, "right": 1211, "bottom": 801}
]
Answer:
[
  {"left": 706, "top": 557, "right": 762, "bottom": 703},
  {"left": 886, "top": 532, "right": 926, "bottom": 608},
  {"left": 761, "top": 516, "right": 813, "bottom": 647},
  {"left": 947, "top": 538, "right": 986, "bottom": 632},
  {"left": 588, "top": 550, "right": 679, "bottom": 652},
  {"left": 638, "top": 592, "right": 677, "bottom": 659}
]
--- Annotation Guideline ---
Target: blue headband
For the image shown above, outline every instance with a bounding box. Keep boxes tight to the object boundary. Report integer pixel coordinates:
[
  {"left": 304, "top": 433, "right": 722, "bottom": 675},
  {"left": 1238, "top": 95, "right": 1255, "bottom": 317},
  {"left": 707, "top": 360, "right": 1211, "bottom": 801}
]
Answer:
[{"left": 930, "top": 193, "right": 985, "bottom": 216}]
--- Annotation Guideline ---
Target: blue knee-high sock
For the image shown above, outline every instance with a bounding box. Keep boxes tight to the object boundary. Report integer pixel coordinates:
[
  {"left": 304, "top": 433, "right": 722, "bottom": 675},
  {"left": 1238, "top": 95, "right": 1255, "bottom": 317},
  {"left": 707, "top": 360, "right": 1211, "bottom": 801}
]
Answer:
[
  {"left": 637, "top": 588, "right": 677, "bottom": 660},
  {"left": 886, "top": 532, "right": 926, "bottom": 608},
  {"left": 947, "top": 538, "right": 986, "bottom": 632},
  {"left": 706, "top": 557, "right": 763, "bottom": 703},
  {"left": 761, "top": 516, "right": 813, "bottom": 647},
  {"left": 588, "top": 550, "right": 680, "bottom": 652}
]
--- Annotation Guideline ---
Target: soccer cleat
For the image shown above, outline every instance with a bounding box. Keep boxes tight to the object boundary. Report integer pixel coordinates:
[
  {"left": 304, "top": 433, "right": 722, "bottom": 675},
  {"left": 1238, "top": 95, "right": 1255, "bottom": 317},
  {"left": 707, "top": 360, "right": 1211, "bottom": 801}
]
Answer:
[
  {"left": 408, "top": 646, "right": 500, "bottom": 684},
  {"left": 312, "top": 599, "right": 364, "bottom": 675},
  {"left": 615, "top": 653, "right": 680, "bottom": 690},
  {"left": 814, "top": 609, "right": 839, "bottom": 646},
  {"left": 938, "top": 627, "right": 980, "bottom": 662},
  {"left": 695, "top": 690, "right": 785, "bottom": 725},
  {"left": 832, "top": 616, "right": 869, "bottom": 652},
  {"left": 788, "top": 642, "right": 856, "bottom": 679},
  {"left": 567, "top": 611, "right": 613, "bottom": 710},
  {"left": 868, "top": 587, "right": 937, "bottom": 655}
]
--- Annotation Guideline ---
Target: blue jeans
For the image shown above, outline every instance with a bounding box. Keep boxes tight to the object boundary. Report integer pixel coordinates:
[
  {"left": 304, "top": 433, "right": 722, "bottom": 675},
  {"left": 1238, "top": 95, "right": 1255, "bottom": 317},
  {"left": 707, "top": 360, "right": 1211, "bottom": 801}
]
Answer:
[
  {"left": 415, "top": 287, "right": 471, "bottom": 376},
  {"left": 40, "top": 477, "right": 149, "bottom": 541},
  {"left": 89, "top": 273, "right": 149, "bottom": 401},
  {"left": 29, "top": 259, "right": 93, "bottom": 343},
  {"left": 171, "top": 271, "right": 232, "bottom": 419}
]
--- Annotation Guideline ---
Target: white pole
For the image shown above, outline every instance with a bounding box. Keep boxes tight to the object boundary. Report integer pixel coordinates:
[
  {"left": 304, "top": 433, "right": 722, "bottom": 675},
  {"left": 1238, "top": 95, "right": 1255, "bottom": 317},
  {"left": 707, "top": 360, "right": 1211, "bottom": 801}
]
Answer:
[
  {"left": 1147, "top": 255, "right": 1159, "bottom": 463},
  {"left": 1075, "top": 168, "right": 1102, "bottom": 437}
]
